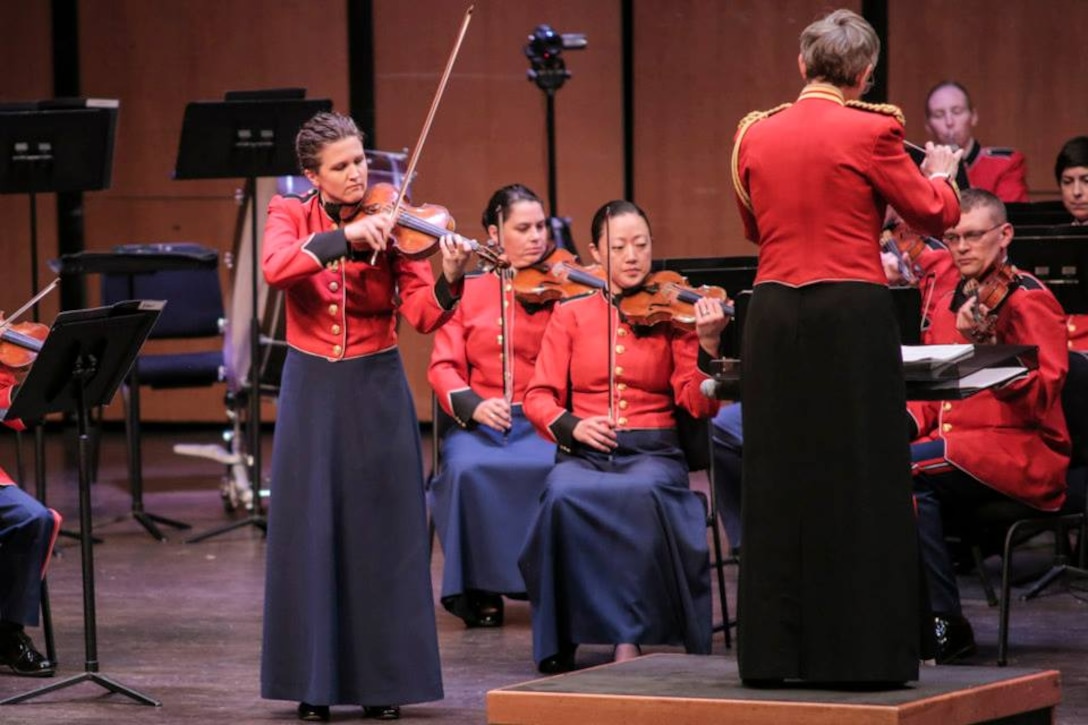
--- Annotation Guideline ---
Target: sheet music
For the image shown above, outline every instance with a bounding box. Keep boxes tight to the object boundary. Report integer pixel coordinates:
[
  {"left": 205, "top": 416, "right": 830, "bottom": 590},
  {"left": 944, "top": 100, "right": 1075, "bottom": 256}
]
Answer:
[
  {"left": 926, "top": 366, "right": 1027, "bottom": 394},
  {"left": 901, "top": 344, "right": 974, "bottom": 365}
]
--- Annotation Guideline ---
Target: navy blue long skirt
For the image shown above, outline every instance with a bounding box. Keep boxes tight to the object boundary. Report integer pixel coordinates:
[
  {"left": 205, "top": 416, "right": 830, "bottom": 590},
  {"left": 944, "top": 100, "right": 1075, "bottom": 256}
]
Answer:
[
  {"left": 261, "top": 348, "right": 442, "bottom": 707},
  {"left": 429, "top": 407, "right": 554, "bottom": 605},
  {"left": 518, "top": 430, "right": 712, "bottom": 665}
]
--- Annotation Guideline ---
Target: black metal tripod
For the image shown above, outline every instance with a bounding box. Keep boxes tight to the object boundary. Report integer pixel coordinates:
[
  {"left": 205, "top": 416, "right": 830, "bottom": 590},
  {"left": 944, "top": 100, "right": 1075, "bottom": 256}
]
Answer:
[{"left": 524, "top": 24, "right": 586, "bottom": 252}]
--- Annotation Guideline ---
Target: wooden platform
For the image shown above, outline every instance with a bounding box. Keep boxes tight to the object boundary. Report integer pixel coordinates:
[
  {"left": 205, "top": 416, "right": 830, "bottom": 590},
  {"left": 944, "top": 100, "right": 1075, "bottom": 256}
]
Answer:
[{"left": 487, "top": 654, "right": 1061, "bottom": 725}]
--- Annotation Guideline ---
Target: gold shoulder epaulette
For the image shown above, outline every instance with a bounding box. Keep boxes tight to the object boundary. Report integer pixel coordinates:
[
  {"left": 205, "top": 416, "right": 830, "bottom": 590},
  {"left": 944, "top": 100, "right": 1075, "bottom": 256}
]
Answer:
[
  {"left": 731, "top": 103, "right": 791, "bottom": 212},
  {"left": 845, "top": 100, "right": 905, "bottom": 126}
]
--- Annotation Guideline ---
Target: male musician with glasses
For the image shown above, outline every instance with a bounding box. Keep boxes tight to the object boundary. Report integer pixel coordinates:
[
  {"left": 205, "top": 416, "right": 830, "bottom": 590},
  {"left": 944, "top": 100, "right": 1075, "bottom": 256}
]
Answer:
[
  {"left": 0, "top": 365, "right": 59, "bottom": 677},
  {"left": 909, "top": 188, "right": 1070, "bottom": 663},
  {"left": 925, "top": 81, "right": 1028, "bottom": 203}
]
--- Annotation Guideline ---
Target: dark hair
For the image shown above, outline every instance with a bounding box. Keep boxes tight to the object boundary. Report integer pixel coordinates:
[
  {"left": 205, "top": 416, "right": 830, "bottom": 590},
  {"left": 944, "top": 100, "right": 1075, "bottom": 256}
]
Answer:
[
  {"left": 960, "top": 188, "right": 1006, "bottom": 224},
  {"left": 480, "top": 184, "right": 544, "bottom": 232},
  {"left": 925, "top": 80, "right": 973, "bottom": 114},
  {"left": 799, "top": 9, "right": 879, "bottom": 87},
  {"left": 589, "top": 200, "right": 651, "bottom": 247},
  {"left": 295, "top": 111, "right": 364, "bottom": 173},
  {"left": 1055, "top": 136, "right": 1088, "bottom": 183}
]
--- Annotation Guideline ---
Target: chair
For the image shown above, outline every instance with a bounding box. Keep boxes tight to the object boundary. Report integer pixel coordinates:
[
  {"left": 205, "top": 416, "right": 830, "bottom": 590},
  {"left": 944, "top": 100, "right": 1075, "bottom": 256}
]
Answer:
[
  {"left": 426, "top": 393, "right": 457, "bottom": 556},
  {"left": 676, "top": 408, "right": 734, "bottom": 649},
  {"left": 99, "top": 242, "right": 226, "bottom": 541},
  {"left": 960, "top": 350, "right": 1088, "bottom": 665}
]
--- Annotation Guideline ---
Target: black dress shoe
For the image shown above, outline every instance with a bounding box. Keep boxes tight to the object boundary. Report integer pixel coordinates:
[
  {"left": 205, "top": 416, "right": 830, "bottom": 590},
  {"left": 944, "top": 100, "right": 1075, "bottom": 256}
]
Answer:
[
  {"left": 0, "top": 629, "right": 55, "bottom": 677},
  {"left": 362, "top": 705, "right": 400, "bottom": 720},
  {"left": 297, "top": 701, "right": 330, "bottom": 722},
  {"left": 934, "top": 613, "right": 977, "bottom": 664},
  {"left": 472, "top": 594, "right": 504, "bottom": 628},
  {"left": 537, "top": 644, "right": 576, "bottom": 675}
]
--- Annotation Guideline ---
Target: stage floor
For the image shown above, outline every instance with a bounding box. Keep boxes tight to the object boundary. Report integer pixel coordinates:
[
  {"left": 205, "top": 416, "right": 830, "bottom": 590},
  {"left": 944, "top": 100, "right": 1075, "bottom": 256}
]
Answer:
[
  {"left": 488, "top": 654, "right": 1060, "bottom": 725},
  {"left": 0, "top": 425, "right": 1086, "bottom": 724}
]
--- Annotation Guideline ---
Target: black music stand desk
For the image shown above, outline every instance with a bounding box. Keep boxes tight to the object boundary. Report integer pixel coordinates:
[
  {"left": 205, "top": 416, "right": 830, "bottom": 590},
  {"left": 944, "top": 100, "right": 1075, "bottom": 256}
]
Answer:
[{"left": 1, "top": 301, "right": 163, "bottom": 707}]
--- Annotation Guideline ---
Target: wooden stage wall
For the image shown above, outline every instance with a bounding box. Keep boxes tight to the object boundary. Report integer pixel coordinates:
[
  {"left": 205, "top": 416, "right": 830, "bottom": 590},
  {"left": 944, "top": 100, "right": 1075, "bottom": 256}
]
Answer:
[{"left": 0, "top": 1, "right": 1085, "bottom": 423}]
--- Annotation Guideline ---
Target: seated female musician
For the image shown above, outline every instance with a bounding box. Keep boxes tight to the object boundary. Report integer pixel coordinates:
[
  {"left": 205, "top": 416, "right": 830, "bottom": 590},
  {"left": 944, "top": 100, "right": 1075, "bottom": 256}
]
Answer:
[
  {"left": 260, "top": 111, "right": 474, "bottom": 722},
  {"left": 1054, "top": 137, "right": 1088, "bottom": 349},
  {"left": 427, "top": 184, "right": 557, "bottom": 628},
  {"left": 0, "top": 340, "right": 60, "bottom": 678},
  {"left": 519, "top": 200, "right": 728, "bottom": 673}
]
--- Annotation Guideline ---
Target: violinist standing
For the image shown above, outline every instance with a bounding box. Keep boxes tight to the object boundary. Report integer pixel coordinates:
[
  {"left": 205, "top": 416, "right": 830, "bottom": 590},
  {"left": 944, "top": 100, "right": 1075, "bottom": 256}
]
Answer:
[
  {"left": 0, "top": 344, "right": 60, "bottom": 678},
  {"left": 732, "top": 9, "right": 961, "bottom": 685},
  {"left": 427, "top": 184, "right": 556, "bottom": 628},
  {"left": 909, "top": 189, "right": 1070, "bottom": 662},
  {"left": 519, "top": 200, "right": 727, "bottom": 673},
  {"left": 260, "top": 112, "right": 473, "bottom": 723}
]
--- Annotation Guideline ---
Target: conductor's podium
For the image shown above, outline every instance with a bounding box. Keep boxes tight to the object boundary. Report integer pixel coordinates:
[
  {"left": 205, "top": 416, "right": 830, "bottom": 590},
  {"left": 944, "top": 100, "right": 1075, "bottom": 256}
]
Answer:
[{"left": 486, "top": 654, "right": 1060, "bottom": 725}]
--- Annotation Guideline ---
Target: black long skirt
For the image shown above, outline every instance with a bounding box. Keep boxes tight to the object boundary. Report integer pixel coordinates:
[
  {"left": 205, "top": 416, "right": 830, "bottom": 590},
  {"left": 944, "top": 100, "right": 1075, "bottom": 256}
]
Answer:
[
  {"left": 261, "top": 347, "right": 442, "bottom": 706},
  {"left": 738, "top": 282, "right": 921, "bottom": 683}
]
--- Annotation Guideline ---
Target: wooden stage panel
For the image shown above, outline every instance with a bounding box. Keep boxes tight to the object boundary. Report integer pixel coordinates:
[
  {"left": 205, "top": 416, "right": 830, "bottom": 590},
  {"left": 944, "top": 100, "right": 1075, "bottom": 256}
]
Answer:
[{"left": 486, "top": 654, "right": 1060, "bottom": 725}]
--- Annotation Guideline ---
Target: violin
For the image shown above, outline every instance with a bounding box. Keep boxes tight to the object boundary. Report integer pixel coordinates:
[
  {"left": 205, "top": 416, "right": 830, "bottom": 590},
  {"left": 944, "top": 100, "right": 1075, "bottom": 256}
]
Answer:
[
  {"left": 615, "top": 270, "right": 734, "bottom": 330},
  {"left": 511, "top": 247, "right": 608, "bottom": 303},
  {"left": 357, "top": 182, "right": 508, "bottom": 270},
  {"left": 0, "top": 279, "right": 59, "bottom": 371},
  {"left": 966, "top": 262, "right": 1018, "bottom": 343},
  {"left": 0, "top": 320, "right": 47, "bottom": 370},
  {"left": 881, "top": 220, "right": 927, "bottom": 286}
]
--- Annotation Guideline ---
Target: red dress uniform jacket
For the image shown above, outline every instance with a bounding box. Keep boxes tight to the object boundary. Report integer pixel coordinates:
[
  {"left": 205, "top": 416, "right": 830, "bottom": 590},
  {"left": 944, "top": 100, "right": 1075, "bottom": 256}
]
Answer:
[
  {"left": 1066, "top": 314, "right": 1088, "bottom": 352},
  {"left": 428, "top": 272, "right": 553, "bottom": 427},
  {"left": 262, "top": 190, "right": 461, "bottom": 360},
  {"left": 523, "top": 292, "right": 718, "bottom": 451},
  {"left": 964, "top": 142, "right": 1029, "bottom": 203},
  {"left": 915, "top": 238, "right": 961, "bottom": 327},
  {"left": 908, "top": 270, "right": 1070, "bottom": 510},
  {"left": 0, "top": 369, "right": 26, "bottom": 485},
  {"left": 733, "top": 84, "right": 961, "bottom": 287}
]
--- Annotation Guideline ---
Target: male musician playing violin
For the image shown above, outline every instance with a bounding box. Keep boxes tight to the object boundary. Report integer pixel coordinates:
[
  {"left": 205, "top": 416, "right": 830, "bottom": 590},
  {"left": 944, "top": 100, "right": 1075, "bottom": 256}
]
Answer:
[
  {"left": 519, "top": 200, "right": 728, "bottom": 674},
  {"left": 0, "top": 341, "right": 60, "bottom": 678},
  {"left": 909, "top": 188, "right": 1071, "bottom": 663},
  {"left": 260, "top": 111, "right": 474, "bottom": 723},
  {"left": 427, "top": 184, "right": 556, "bottom": 630}
]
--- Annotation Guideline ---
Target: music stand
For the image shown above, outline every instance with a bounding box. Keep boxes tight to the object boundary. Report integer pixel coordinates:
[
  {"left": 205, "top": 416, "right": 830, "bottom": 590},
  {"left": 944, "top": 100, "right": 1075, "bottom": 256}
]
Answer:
[
  {"left": 0, "top": 99, "right": 119, "bottom": 659},
  {"left": 1008, "top": 228, "right": 1088, "bottom": 314},
  {"left": 173, "top": 93, "right": 330, "bottom": 542},
  {"left": 51, "top": 245, "right": 221, "bottom": 541},
  {"left": 0, "top": 301, "right": 162, "bottom": 707}
]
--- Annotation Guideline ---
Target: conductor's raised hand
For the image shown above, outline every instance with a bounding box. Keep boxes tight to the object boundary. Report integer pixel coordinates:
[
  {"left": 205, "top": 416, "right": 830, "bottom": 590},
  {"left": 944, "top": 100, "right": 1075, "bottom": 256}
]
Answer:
[
  {"left": 344, "top": 212, "right": 394, "bottom": 255},
  {"left": 920, "top": 141, "right": 965, "bottom": 180},
  {"left": 439, "top": 233, "right": 475, "bottom": 284},
  {"left": 573, "top": 415, "right": 618, "bottom": 452}
]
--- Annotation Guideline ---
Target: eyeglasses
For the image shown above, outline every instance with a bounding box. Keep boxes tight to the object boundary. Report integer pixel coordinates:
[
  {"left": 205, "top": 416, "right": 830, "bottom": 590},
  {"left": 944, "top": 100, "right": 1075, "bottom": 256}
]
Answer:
[{"left": 942, "top": 223, "right": 1004, "bottom": 246}]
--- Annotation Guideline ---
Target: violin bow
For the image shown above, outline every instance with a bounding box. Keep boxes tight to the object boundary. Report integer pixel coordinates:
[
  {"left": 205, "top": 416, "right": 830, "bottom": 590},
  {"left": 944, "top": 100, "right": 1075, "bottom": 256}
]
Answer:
[
  {"left": 604, "top": 207, "right": 616, "bottom": 430},
  {"left": 369, "top": 4, "right": 475, "bottom": 265},
  {"left": 497, "top": 206, "right": 514, "bottom": 421},
  {"left": 0, "top": 278, "right": 60, "bottom": 333}
]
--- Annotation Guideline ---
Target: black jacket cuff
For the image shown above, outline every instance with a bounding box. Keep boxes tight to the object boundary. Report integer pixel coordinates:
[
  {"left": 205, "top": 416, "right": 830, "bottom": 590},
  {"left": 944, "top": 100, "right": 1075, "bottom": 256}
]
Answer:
[
  {"left": 697, "top": 347, "right": 716, "bottom": 376},
  {"left": 435, "top": 274, "right": 463, "bottom": 311},
  {"left": 303, "top": 230, "right": 350, "bottom": 266},
  {"left": 549, "top": 412, "right": 581, "bottom": 453},
  {"left": 450, "top": 389, "right": 485, "bottom": 429}
]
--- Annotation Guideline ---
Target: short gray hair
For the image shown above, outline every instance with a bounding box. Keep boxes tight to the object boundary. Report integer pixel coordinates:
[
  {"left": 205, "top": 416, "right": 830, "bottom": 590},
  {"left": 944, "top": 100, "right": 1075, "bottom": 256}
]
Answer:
[{"left": 799, "top": 9, "right": 879, "bottom": 88}]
